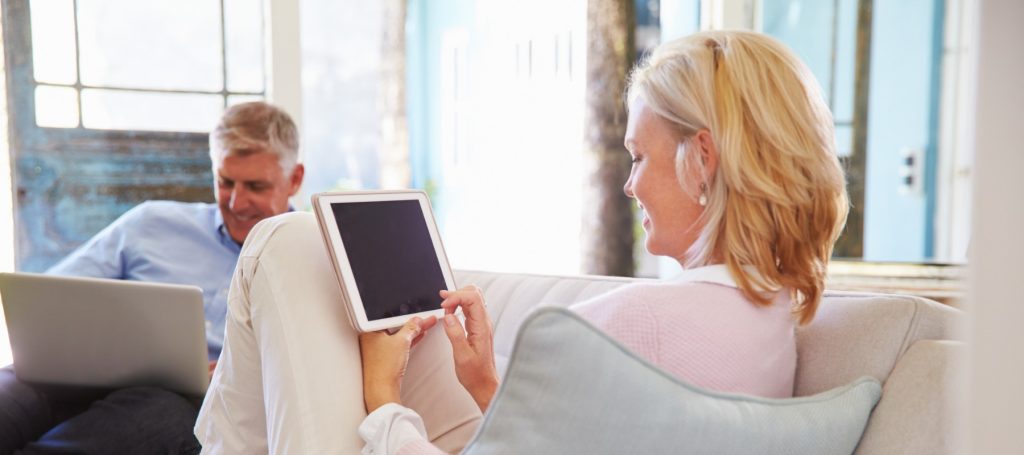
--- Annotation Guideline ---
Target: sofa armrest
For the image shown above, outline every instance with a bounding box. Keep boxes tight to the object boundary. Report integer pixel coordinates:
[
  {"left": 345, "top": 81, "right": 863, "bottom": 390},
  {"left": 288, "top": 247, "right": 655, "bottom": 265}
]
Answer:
[{"left": 855, "top": 340, "right": 966, "bottom": 454}]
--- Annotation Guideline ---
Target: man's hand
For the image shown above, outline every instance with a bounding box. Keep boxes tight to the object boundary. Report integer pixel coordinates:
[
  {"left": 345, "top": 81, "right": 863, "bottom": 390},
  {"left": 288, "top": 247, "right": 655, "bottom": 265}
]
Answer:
[
  {"left": 358, "top": 316, "right": 437, "bottom": 414},
  {"left": 440, "top": 286, "right": 500, "bottom": 412}
]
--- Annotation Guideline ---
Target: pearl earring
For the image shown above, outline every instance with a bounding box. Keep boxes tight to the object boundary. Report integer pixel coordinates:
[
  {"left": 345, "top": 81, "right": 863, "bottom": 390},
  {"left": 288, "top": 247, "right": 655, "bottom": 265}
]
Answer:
[{"left": 699, "top": 182, "right": 708, "bottom": 207}]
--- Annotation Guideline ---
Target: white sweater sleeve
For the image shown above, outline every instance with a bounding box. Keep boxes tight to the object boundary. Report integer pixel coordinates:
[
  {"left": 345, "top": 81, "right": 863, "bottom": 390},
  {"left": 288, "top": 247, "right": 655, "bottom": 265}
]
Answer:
[{"left": 358, "top": 403, "right": 432, "bottom": 455}]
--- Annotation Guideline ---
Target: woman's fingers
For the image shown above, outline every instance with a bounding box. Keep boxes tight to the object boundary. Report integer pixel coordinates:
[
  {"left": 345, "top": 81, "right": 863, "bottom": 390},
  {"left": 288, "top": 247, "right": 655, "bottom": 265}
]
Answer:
[
  {"left": 396, "top": 317, "right": 422, "bottom": 342},
  {"left": 410, "top": 316, "right": 437, "bottom": 347},
  {"left": 393, "top": 316, "right": 436, "bottom": 345},
  {"left": 442, "top": 313, "right": 471, "bottom": 357},
  {"left": 440, "top": 286, "right": 490, "bottom": 330},
  {"left": 440, "top": 285, "right": 500, "bottom": 412},
  {"left": 360, "top": 316, "right": 435, "bottom": 350}
]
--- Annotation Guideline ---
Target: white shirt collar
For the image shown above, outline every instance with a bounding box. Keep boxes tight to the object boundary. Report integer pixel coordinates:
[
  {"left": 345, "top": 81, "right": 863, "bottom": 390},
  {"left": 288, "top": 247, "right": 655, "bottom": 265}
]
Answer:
[{"left": 670, "top": 264, "right": 756, "bottom": 288}]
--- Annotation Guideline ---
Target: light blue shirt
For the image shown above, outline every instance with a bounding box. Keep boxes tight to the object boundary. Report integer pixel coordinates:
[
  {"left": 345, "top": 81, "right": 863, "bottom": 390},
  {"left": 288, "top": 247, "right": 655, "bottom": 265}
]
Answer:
[{"left": 47, "top": 200, "right": 241, "bottom": 360}]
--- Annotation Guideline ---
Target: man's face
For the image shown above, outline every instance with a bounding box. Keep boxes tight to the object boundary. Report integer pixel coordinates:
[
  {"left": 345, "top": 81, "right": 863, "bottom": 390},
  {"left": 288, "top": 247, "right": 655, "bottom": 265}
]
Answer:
[{"left": 214, "top": 151, "right": 303, "bottom": 244}]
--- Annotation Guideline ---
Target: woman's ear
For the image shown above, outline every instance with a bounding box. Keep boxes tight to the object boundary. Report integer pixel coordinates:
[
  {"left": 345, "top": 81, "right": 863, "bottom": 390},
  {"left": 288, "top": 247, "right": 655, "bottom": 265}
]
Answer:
[{"left": 693, "top": 129, "right": 719, "bottom": 182}]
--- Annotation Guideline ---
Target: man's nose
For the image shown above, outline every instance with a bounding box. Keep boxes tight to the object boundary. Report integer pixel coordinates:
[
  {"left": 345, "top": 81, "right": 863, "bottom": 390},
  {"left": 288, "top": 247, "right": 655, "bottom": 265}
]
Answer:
[
  {"left": 623, "top": 177, "right": 634, "bottom": 198},
  {"left": 229, "top": 186, "right": 251, "bottom": 212}
]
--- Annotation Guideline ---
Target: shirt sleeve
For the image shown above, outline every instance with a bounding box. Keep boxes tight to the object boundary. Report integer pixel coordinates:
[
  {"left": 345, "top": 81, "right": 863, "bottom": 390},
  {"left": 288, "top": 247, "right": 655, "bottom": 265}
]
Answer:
[
  {"left": 46, "top": 204, "right": 140, "bottom": 278},
  {"left": 359, "top": 403, "right": 448, "bottom": 455}
]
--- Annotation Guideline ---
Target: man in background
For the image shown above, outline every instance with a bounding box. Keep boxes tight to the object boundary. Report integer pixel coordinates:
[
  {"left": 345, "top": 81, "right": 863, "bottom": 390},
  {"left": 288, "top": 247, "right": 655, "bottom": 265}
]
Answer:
[{"left": 0, "top": 101, "right": 304, "bottom": 453}]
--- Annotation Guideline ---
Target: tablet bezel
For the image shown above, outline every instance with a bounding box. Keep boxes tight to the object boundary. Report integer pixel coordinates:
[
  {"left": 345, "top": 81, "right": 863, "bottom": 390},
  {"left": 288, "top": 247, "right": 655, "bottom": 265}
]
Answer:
[{"left": 312, "top": 190, "right": 458, "bottom": 333}]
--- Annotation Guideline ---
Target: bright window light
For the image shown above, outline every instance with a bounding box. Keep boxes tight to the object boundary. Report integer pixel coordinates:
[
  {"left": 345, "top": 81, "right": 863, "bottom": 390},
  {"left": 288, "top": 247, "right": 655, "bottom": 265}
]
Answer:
[
  {"left": 430, "top": 0, "right": 588, "bottom": 275},
  {"left": 35, "top": 85, "right": 80, "bottom": 128}
]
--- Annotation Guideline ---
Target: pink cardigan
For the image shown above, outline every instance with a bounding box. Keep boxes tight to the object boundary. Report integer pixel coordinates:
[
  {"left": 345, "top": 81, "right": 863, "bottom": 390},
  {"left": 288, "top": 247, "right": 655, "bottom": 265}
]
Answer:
[
  {"left": 386, "top": 266, "right": 798, "bottom": 454},
  {"left": 571, "top": 279, "right": 797, "bottom": 398}
]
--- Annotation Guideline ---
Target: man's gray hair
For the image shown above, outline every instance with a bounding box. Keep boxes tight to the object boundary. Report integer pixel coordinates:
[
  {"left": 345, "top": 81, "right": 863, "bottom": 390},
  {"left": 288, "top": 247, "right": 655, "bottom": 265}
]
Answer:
[{"left": 209, "top": 101, "right": 300, "bottom": 173}]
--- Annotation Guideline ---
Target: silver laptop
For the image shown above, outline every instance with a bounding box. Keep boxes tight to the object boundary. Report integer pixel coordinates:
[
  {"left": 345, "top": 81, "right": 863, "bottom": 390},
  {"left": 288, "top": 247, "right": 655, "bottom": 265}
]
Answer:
[{"left": 0, "top": 272, "right": 209, "bottom": 397}]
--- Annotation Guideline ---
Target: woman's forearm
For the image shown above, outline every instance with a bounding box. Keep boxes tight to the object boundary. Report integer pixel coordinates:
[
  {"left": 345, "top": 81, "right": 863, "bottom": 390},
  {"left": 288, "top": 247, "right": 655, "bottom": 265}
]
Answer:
[{"left": 364, "top": 381, "right": 402, "bottom": 414}]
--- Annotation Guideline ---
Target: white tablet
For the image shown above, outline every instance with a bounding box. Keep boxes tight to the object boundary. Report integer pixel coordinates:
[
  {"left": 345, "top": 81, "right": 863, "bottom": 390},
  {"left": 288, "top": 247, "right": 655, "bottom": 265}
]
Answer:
[{"left": 312, "top": 190, "right": 458, "bottom": 333}]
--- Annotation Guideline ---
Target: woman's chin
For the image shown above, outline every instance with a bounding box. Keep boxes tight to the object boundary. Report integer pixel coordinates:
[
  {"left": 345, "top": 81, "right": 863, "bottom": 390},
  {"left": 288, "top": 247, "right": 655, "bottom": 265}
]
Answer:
[
  {"left": 644, "top": 237, "right": 689, "bottom": 263},
  {"left": 643, "top": 237, "right": 664, "bottom": 257}
]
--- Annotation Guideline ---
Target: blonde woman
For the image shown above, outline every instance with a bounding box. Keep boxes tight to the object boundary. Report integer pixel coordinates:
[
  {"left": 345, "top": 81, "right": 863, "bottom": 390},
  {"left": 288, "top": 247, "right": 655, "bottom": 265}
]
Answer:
[{"left": 196, "top": 30, "right": 848, "bottom": 454}]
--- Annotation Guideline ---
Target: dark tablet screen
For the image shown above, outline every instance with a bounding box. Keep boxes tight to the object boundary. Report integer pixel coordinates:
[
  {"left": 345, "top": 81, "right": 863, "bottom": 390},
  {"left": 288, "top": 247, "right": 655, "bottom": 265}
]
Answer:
[{"left": 330, "top": 200, "right": 446, "bottom": 321}]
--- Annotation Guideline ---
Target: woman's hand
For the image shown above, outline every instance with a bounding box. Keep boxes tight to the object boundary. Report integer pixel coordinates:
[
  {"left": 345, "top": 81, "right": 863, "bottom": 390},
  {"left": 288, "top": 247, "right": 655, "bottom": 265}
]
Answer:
[
  {"left": 358, "top": 316, "right": 437, "bottom": 414},
  {"left": 439, "top": 286, "right": 500, "bottom": 412}
]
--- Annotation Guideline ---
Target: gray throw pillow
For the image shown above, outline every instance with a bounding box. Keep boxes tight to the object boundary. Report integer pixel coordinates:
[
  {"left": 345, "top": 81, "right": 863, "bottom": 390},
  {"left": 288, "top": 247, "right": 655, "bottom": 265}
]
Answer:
[{"left": 463, "top": 307, "right": 881, "bottom": 455}]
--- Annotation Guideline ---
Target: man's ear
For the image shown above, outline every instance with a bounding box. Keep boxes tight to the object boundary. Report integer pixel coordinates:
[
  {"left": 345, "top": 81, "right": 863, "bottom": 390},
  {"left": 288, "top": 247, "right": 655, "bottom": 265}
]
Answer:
[
  {"left": 288, "top": 163, "right": 305, "bottom": 196},
  {"left": 693, "top": 130, "right": 719, "bottom": 182}
]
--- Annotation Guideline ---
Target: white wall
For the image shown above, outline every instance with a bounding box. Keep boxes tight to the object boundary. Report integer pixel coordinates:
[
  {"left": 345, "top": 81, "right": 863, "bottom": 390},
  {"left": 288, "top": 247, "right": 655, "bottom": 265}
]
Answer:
[
  {"left": 935, "top": 0, "right": 976, "bottom": 263},
  {"left": 700, "top": 0, "right": 758, "bottom": 30},
  {"left": 966, "top": 0, "right": 1024, "bottom": 452},
  {"left": 264, "top": 0, "right": 303, "bottom": 141},
  {"left": 296, "top": 0, "right": 383, "bottom": 203}
]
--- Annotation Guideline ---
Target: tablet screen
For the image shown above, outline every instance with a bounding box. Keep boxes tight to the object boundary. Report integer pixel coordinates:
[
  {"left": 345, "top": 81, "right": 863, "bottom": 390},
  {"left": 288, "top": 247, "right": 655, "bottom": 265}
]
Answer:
[{"left": 330, "top": 200, "right": 446, "bottom": 321}]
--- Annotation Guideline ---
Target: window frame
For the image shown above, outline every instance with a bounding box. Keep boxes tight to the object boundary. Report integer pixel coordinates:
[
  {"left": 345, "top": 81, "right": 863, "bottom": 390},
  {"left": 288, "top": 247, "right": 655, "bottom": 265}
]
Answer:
[
  {"left": 21, "top": 0, "right": 266, "bottom": 137},
  {"left": 2, "top": 0, "right": 234, "bottom": 271}
]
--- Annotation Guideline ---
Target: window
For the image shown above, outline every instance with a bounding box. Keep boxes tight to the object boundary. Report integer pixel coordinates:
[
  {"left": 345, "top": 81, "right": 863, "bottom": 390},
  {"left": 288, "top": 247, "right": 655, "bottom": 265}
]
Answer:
[
  {"left": 407, "top": 0, "right": 968, "bottom": 279},
  {"left": 29, "top": 0, "right": 264, "bottom": 132},
  {"left": 761, "top": 0, "right": 957, "bottom": 263},
  {"left": 407, "top": 0, "right": 589, "bottom": 275},
  {"left": 761, "top": 0, "right": 862, "bottom": 257},
  {"left": 2, "top": 0, "right": 270, "bottom": 367},
  {"left": 4, "top": 0, "right": 266, "bottom": 272}
]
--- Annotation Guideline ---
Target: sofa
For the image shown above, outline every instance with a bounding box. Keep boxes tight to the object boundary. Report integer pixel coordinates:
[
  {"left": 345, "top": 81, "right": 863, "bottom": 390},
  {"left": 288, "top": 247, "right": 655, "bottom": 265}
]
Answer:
[{"left": 453, "top": 269, "right": 965, "bottom": 454}]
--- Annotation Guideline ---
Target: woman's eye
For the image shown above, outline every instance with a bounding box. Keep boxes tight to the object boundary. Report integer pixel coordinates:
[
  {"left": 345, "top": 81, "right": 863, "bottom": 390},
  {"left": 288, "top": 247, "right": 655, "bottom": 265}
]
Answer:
[{"left": 631, "top": 155, "right": 642, "bottom": 163}]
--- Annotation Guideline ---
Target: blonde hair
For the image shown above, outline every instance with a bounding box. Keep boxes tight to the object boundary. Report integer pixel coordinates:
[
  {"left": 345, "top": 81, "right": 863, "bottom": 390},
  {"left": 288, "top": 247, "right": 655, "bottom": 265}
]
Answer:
[
  {"left": 209, "top": 101, "right": 300, "bottom": 173},
  {"left": 627, "top": 31, "right": 848, "bottom": 325}
]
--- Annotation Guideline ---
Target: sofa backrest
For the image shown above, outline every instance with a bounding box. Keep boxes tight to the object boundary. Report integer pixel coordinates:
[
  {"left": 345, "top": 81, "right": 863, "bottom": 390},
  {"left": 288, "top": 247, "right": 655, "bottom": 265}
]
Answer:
[
  {"left": 455, "top": 270, "right": 642, "bottom": 375},
  {"left": 455, "top": 270, "right": 966, "bottom": 454},
  {"left": 795, "top": 291, "right": 962, "bottom": 395},
  {"left": 454, "top": 270, "right": 963, "bottom": 394}
]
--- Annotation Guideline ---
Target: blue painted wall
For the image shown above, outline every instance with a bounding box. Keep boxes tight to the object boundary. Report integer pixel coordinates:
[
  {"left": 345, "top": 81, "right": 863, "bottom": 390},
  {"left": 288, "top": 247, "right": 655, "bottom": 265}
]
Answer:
[
  {"left": 863, "top": 0, "right": 943, "bottom": 261},
  {"left": 660, "top": 0, "right": 700, "bottom": 41},
  {"left": 406, "top": 0, "right": 473, "bottom": 192},
  {"left": 763, "top": 1, "right": 841, "bottom": 103},
  {"left": 406, "top": 0, "right": 476, "bottom": 237},
  {"left": 763, "top": 0, "right": 859, "bottom": 153},
  {"left": 764, "top": 0, "right": 944, "bottom": 262}
]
